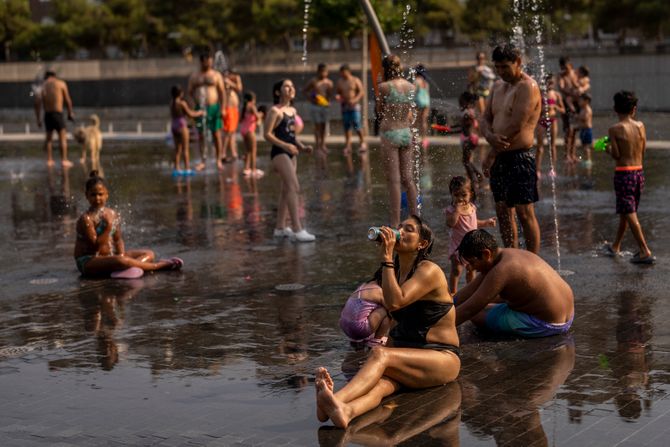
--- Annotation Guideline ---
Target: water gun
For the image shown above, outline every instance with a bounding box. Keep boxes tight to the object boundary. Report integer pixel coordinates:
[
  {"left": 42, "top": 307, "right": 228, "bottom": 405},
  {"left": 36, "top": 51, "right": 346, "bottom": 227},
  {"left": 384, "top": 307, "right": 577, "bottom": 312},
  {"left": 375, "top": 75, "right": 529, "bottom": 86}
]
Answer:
[
  {"left": 431, "top": 123, "right": 452, "bottom": 133},
  {"left": 314, "top": 94, "right": 329, "bottom": 107},
  {"left": 594, "top": 136, "right": 610, "bottom": 152}
]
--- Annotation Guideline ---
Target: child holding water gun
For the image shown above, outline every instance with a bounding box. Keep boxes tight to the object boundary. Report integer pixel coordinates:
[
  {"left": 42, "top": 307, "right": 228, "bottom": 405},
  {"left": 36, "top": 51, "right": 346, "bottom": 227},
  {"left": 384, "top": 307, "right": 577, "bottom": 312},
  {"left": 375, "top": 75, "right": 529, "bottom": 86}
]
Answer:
[
  {"left": 459, "top": 92, "right": 484, "bottom": 194},
  {"left": 74, "top": 171, "right": 184, "bottom": 277},
  {"left": 445, "top": 176, "right": 496, "bottom": 293}
]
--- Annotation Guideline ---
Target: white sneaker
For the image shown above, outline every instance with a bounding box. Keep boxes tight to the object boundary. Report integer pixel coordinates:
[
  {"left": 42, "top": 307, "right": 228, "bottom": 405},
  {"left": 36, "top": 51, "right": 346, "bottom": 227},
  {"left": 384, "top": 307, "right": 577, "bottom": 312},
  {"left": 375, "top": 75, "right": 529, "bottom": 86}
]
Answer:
[
  {"left": 291, "top": 229, "right": 316, "bottom": 242},
  {"left": 273, "top": 227, "right": 294, "bottom": 238}
]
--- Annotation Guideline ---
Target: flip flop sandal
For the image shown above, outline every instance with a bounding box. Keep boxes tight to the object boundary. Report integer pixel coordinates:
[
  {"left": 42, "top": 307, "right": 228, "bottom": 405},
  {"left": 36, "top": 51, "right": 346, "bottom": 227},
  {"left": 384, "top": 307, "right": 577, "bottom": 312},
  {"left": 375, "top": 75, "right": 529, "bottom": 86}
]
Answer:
[
  {"left": 603, "top": 244, "right": 619, "bottom": 257},
  {"left": 168, "top": 257, "right": 184, "bottom": 270},
  {"left": 630, "top": 254, "right": 656, "bottom": 265}
]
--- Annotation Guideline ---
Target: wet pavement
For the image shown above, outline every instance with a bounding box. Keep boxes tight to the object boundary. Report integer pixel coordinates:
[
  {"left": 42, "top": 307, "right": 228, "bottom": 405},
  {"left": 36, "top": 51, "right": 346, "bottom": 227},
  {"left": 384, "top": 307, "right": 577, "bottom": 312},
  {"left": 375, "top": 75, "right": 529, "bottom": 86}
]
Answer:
[{"left": 1, "top": 141, "right": 669, "bottom": 446}]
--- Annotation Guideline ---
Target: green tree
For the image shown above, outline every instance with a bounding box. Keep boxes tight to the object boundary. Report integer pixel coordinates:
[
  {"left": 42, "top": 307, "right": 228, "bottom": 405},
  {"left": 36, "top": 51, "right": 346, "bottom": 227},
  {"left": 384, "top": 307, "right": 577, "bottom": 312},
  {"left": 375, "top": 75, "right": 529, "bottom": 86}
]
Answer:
[
  {"left": 0, "top": 0, "right": 36, "bottom": 61},
  {"left": 461, "top": 0, "right": 512, "bottom": 43},
  {"left": 416, "top": 0, "right": 462, "bottom": 42}
]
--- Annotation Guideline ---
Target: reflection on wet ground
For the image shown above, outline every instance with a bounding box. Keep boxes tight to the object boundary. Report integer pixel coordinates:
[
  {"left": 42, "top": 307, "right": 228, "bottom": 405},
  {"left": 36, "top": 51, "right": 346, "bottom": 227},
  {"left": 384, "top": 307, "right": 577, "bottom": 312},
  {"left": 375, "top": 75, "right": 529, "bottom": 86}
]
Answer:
[{"left": 1, "top": 142, "right": 669, "bottom": 446}]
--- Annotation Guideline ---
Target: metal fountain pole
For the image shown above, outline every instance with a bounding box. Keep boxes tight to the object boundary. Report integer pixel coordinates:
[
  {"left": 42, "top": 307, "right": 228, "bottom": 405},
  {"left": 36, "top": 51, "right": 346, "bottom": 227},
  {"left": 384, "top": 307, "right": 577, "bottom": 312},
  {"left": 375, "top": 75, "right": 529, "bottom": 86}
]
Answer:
[{"left": 358, "top": 0, "right": 391, "bottom": 57}]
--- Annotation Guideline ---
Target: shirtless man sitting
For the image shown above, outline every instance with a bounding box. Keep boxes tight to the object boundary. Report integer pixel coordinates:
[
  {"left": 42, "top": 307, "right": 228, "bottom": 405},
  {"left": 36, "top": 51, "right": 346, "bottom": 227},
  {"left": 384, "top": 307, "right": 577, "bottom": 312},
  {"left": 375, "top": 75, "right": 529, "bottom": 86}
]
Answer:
[
  {"left": 454, "top": 229, "right": 574, "bottom": 338},
  {"left": 35, "top": 71, "right": 75, "bottom": 167},
  {"left": 187, "top": 51, "right": 227, "bottom": 171}
]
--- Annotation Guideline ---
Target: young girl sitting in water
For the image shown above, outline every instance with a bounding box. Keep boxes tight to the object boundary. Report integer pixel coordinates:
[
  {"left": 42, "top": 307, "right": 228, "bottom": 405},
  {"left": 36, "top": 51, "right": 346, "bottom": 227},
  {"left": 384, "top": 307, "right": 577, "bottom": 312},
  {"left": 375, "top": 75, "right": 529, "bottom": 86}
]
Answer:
[
  {"left": 339, "top": 268, "right": 391, "bottom": 345},
  {"left": 445, "top": 176, "right": 496, "bottom": 293},
  {"left": 170, "top": 85, "right": 204, "bottom": 175},
  {"left": 74, "top": 171, "right": 184, "bottom": 277},
  {"left": 240, "top": 92, "right": 266, "bottom": 178}
]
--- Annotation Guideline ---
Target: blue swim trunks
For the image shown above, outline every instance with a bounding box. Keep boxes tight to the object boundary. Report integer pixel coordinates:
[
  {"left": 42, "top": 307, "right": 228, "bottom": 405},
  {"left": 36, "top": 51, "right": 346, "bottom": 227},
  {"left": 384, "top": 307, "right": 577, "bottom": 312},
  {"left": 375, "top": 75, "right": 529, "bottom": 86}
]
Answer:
[
  {"left": 75, "top": 255, "right": 93, "bottom": 275},
  {"left": 485, "top": 303, "right": 573, "bottom": 338},
  {"left": 342, "top": 105, "right": 361, "bottom": 132}
]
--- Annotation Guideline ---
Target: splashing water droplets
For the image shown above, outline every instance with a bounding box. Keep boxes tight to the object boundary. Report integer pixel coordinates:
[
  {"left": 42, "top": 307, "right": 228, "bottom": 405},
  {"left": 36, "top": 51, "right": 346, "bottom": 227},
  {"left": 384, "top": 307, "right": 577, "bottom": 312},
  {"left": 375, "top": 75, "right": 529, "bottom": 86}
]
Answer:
[{"left": 301, "top": 0, "right": 311, "bottom": 65}]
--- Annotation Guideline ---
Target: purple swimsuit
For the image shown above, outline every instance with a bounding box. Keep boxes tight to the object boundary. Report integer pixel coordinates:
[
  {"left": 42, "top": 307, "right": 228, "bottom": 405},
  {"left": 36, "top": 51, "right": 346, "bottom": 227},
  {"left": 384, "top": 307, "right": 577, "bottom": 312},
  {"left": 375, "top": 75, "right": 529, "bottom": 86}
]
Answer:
[{"left": 339, "top": 283, "right": 384, "bottom": 342}]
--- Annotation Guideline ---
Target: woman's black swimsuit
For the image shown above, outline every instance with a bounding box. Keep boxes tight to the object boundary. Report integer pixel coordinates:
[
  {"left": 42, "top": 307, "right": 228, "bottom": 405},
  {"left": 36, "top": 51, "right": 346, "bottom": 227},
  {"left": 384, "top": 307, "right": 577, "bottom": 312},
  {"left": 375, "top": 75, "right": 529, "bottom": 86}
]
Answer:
[
  {"left": 270, "top": 113, "right": 298, "bottom": 159},
  {"left": 390, "top": 300, "right": 461, "bottom": 358}
]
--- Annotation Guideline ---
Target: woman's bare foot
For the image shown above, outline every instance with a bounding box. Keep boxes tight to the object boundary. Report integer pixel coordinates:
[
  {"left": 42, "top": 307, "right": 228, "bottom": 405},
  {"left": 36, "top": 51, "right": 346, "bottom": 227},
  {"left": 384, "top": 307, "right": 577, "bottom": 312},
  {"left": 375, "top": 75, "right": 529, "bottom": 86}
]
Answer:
[
  {"left": 62, "top": 159, "right": 74, "bottom": 168},
  {"left": 195, "top": 162, "right": 206, "bottom": 172},
  {"left": 316, "top": 377, "right": 351, "bottom": 428},
  {"left": 315, "top": 367, "right": 334, "bottom": 422}
]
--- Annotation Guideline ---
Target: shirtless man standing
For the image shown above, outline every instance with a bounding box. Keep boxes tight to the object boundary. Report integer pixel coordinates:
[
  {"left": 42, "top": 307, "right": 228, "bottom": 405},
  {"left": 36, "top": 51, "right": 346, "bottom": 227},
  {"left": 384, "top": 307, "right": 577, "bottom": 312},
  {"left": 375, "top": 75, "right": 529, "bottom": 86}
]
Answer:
[
  {"left": 222, "top": 70, "right": 243, "bottom": 163},
  {"left": 303, "top": 63, "right": 333, "bottom": 168},
  {"left": 481, "top": 44, "right": 542, "bottom": 253},
  {"left": 187, "top": 51, "right": 227, "bottom": 171},
  {"left": 35, "top": 71, "right": 74, "bottom": 167},
  {"left": 335, "top": 64, "right": 366, "bottom": 155},
  {"left": 454, "top": 229, "right": 574, "bottom": 338}
]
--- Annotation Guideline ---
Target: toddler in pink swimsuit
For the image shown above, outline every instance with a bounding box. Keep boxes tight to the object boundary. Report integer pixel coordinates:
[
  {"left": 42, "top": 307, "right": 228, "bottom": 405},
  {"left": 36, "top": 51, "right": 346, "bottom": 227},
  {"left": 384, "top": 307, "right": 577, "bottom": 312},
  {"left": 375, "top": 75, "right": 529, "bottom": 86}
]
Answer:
[
  {"left": 445, "top": 176, "right": 496, "bottom": 293},
  {"left": 339, "top": 270, "right": 391, "bottom": 345}
]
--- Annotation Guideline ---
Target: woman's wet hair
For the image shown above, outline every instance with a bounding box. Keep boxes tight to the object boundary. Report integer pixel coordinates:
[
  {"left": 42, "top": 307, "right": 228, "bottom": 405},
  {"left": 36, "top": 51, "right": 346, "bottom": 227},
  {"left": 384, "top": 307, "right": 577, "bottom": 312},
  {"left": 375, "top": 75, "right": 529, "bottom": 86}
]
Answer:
[
  {"left": 85, "top": 170, "right": 106, "bottom": 193},
  {"left": 614, "top": 90, "right": 638, "bottom": 115},
  {"left": 578, "top": 65, "right": 590, "bottom": 77},
  {"left": 394, "top": 214, "right": 435, "bottom": 281},
  {"left": 457, "top": 229, "right": 498, "bottom": 260},
  {"left": 492, "top": 44, "right": 521, "bottom": 63},
  {"left": 382, "top": 54, "right": 402, "bottom": 81},
  {"left": 171, "top": 85, "right": 182, "bottom": 99},
  {"left": 272, "top": 79, "right": 290, "bottom": 104},
  {"left": 449, "top": 175, "right": 472, "bottom": 195}
]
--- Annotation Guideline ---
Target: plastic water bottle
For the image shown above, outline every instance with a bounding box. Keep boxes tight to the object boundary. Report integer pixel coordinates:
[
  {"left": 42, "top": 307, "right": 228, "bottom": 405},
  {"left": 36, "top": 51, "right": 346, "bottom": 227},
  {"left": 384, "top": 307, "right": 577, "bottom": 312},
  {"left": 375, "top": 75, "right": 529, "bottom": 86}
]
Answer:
[
  {"left": 368, "top": 227, "right": 401, "bottom": 242},
  {"left": 594, "top": 136, "right": 609, "bottom": 152}
]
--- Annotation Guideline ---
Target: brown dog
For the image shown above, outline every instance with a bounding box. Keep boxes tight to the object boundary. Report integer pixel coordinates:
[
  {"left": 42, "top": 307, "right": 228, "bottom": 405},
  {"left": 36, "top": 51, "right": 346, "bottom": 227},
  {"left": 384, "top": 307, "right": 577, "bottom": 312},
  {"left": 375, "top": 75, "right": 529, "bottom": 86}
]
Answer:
[{"left": 74, "top": 114, "right": 102, "bottom": 169}]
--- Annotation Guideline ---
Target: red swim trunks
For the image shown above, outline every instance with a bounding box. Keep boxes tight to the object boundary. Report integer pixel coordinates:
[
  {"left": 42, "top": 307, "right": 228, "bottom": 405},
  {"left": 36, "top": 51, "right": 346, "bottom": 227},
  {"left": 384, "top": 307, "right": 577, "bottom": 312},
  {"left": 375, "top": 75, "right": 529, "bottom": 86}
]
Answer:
[{"left": 223, "top": 106, "right": 239, "bottom": 133}]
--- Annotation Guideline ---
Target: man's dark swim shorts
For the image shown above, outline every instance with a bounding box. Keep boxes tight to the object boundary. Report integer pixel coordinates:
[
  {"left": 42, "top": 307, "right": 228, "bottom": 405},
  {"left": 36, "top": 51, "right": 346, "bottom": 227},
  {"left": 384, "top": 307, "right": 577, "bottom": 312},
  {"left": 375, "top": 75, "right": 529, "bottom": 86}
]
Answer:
[
  {"left": 614, "top": 168, "right": 644, "bottom": 214},
  {"left": 490, "top": 148, "right": 539, "bottom": 207},
  {"left": 44, "top": 111, "right": 66, "bottom": 133}
]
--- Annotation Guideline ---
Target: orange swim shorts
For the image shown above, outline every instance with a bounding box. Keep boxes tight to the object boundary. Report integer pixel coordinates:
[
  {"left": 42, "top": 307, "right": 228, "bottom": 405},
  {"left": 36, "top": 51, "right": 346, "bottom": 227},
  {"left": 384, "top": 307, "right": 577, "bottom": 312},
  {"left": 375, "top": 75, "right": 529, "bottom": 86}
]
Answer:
[{"left": 223, "top": 106, "right": 239, "bottom": 133}]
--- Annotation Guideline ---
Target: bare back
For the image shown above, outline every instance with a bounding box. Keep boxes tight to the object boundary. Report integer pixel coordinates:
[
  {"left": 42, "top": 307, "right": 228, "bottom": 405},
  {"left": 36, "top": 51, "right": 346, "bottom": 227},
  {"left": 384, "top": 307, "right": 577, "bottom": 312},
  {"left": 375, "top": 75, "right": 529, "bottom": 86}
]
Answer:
[
  {"left": 377, "top": 78, "right": 415, "bottom": 131},
  {"left": 609, "top": 118, "right": 646, "bottom": 167},
  {"left": 482, "top": 249, "right": 573, "bottom": 322},
  {"left": 488, "top": 74, "right": 541, "bottom": 150},
  {"left": 41, "top": 78, "right": 68, "bottom": 113}
]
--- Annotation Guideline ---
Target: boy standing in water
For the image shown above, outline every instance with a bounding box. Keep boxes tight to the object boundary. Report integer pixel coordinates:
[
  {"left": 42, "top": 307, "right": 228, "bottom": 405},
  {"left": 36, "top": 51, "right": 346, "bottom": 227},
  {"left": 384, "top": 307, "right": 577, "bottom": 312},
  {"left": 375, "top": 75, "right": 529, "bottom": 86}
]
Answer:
[
  {"left": 576, "top": 93, "right": 593, "bottom": 165},
  {"left": 303, "top": 63, "right": 333, "bottom": 168},
  {"left": 606, "top": 91, "right": 654, "bottom": 264}
]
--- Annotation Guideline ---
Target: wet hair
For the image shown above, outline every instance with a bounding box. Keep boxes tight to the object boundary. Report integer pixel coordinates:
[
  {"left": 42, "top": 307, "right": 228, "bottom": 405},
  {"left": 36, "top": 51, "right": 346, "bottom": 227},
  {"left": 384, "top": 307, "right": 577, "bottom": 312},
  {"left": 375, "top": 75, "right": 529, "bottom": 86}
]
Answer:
[
  {"left": 580, "top": 93, "right": 592, "bottom": 104},
  {"left": 241, "top": 91, "right": 256, "bottom": 119},
  {"left": 578, "top": 65, "right": 590, "bottom": 77},
  {"left": 44, "top": 70, "right": 56, "bottom": 79},
  {"left": 257, "top": 104, "right": 267, "bottom": 116},
  {"left": 449, "top": 176, "right": 472, "bottom": 196},
  {"left": 559, "top": 56, "right": 571, "bottom": 67},
  {"left": 340, "top": 64, "right": 350, "bottom": 72},
  {"left": 391, "top": 214, "right": 435, "bottom": 281},
  {"left": 371, "top": 266, "right": 383, "bottom": 286},
  {"left": 492, "top": 44, "right": 521, "bottom": 63},
  {"left": 382, "top": 54, "right": 402, "bottom": 81},
  {"left": 459, "top": 91, "right": 478, "bottom": 108},
  {"left": 457, "top": 229, "right": 498, "bottom": 260},
  {"left": 272, "top": 79, "right": 291, "bottom": 104},
  {"left": 317, "top": 63, "right": 327, "bottom": 72},
  {"left": 171, "top": 85, "right": 183, "bottom": 100},
  {"left": 85, "top": 170, "right": 106, "bottom": 193},
  {"left": 199, "top": 50, "right": 212, "bottom": 61},
  {"left": 414, "top": 63, "right": 427, "bottom": 79},
  {"left": 613, "top": 90, "right": 638, "bottom": 115}
]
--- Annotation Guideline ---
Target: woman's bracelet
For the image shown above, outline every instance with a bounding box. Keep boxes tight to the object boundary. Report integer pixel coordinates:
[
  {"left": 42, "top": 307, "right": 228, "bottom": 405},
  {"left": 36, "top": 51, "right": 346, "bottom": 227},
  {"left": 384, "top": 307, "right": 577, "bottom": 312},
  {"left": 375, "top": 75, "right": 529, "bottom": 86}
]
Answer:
[{"left": 381, "top": 261, "right": 395, "bottom": 269}]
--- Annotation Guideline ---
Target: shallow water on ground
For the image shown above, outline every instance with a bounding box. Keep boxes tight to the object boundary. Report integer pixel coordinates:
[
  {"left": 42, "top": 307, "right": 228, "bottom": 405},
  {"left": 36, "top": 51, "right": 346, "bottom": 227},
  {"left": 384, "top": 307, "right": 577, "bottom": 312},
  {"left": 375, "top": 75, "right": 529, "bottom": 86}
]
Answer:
[{"left": 1, "top": 141, "right": 669, "bottom": 446}]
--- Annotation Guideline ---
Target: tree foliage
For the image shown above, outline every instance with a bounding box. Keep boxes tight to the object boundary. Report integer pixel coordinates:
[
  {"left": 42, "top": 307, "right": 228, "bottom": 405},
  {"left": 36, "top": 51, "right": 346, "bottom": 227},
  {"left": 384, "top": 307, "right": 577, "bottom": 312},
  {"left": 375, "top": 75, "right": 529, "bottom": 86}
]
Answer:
[{"left": 1, "top": 0, "right": 668, "bottom": 61}]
